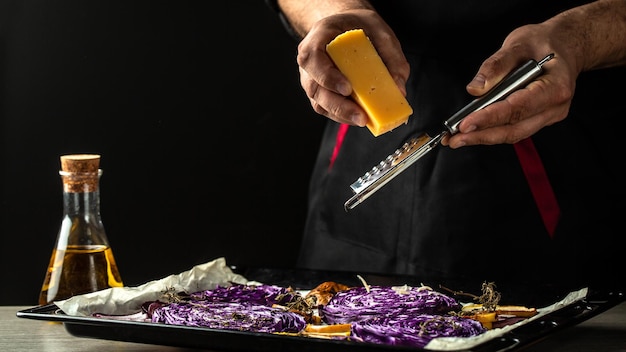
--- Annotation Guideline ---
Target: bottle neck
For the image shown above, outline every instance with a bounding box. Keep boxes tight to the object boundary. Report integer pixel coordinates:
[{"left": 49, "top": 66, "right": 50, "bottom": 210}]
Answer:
[
  {"left": 60, "top": 170, "right": 102, "bottom": 217},
  {"left": 63, "top": 189, "right": 101, "bottom": 216}
]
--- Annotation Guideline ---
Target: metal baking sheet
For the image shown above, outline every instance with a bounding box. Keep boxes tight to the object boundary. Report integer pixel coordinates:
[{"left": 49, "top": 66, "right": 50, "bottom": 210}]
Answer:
[{"left": 16, "top": 267, "right": 626, "bottom": 352}]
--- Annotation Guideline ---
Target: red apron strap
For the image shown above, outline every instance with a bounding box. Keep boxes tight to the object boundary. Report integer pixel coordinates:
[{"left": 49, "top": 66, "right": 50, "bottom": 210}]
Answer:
[
  {"left": 329, "top": 124, "right": 350, "bottom": 170},
  {"left": 513, "top": 137, "right": 560, "bottom": 238}
]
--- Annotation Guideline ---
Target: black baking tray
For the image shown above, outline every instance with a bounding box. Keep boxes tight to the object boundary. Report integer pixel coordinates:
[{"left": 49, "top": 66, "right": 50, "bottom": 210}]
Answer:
[{"left": 16, "top": 266, "right": 626, "bottom": 352}]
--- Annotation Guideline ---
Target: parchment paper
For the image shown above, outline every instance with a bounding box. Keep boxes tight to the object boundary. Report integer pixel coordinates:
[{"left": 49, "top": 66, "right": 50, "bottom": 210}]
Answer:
[
  {"left": 425, "top": 287, "right": 588, "bottom": 350},
  {"left": 55, "top": 257, "right": 258, "bottom": 316}
]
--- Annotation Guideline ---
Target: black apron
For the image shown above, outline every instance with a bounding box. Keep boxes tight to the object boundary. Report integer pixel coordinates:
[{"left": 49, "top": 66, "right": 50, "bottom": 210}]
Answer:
[{"left": 297, "top": 0, "right": 626, "bottom": 286}]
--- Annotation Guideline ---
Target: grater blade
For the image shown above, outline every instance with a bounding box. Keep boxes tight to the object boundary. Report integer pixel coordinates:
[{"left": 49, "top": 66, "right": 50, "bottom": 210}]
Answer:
[{"left": 344, "top": 131, "right": 446, "bottom": 211}]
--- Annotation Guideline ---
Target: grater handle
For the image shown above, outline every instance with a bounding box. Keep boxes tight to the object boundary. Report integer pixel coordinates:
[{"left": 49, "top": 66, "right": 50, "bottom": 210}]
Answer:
[{"left": 444, "top": 53, "right": 554, "bottom": 134}]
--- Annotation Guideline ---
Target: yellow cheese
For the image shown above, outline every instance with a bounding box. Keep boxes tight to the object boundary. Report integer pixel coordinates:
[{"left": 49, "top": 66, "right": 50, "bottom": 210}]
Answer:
[{"left": 326, "top": 29, "right": 413, "bottom": 137}]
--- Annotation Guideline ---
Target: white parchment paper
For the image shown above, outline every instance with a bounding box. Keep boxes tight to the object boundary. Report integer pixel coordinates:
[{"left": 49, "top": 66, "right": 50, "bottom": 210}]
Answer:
[
  {"left": 55, "top": 257, "right": 258, "bottom": 316},
  {"left": 425, "top": 287, "right": 588, "bottom": 350}
]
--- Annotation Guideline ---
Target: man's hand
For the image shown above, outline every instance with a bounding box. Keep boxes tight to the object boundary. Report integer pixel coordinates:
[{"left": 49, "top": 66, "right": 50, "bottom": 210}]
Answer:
[
  {"left": 443, "top": 0, "right": 626, "bottom": 148},
  {"left": 282, "top": 3, "right": 410, "bottom": 127}
]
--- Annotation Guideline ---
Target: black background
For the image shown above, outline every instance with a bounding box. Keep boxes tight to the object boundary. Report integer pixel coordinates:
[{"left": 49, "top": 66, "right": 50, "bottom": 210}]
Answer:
[{"left": 0, "top": 1, "right": 325, "bottom": 304}]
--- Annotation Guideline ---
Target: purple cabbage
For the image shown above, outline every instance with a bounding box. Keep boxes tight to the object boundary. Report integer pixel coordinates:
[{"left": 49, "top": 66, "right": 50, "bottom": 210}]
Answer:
[
  {"left": 188, "top": 284, "right": 299, "bottom": 306},
  {"left": 151, "top": 301, "right": 306, "bottom": 333},
  {"left": 147, "top": 284, "right": 307, "bottom": 333},
  {"left": 352, "top": 314, "right": 486, "bottom": 348},
  {"left": 145, "top": 283, "right": 485, "bottom": 346},
  {"left": 321, "top": 285, "right": 461, "bottom": 324}
]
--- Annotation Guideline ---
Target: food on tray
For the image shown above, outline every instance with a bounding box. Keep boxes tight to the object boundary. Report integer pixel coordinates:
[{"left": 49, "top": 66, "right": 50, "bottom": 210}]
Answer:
[
  {"left": 151, "top": 301, "right": 306, "bottom": 333},
  {"left": 316, "top": 283, "right": 486, "bottom": 347},
  {"left": 320, "top": 284, "right": 461, "bottom": 323},
  {"left": 93, "top": 279, "right": 536, "bottom": 349},
  {"left": 462, "top": 303, "right": 538, "bottom": 317},
  {"left": 441, "top": 281, "right": 538, "bottom": 329},
  {"left": 460, "top": 303, "right": 538, "bottom": 329},
  {"left": 144, "top": 284, "right": 310, "bottom": 333},
  {"left": 326, "top": 28, "right": 413, "bottom": 137},
  {"left": 352, "top": 313, "right": 485, "bottom": 347},
  {"left": 305, "top": 281, "right": 351, "bottom": 307}
]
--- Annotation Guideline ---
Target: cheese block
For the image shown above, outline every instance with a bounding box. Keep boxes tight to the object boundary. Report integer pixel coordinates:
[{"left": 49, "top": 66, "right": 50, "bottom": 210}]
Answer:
[{"left": 326, "top": 29, "right": 413, "bottom": 137}]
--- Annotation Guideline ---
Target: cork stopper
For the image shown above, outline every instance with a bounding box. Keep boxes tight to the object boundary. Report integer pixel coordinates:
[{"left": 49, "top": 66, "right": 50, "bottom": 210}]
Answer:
[
  {"left": 60, "top": 154, "right": 101, "bottom": 173},
  {"left": 60, "top": 154, "right": 102, "bottom": 192}
]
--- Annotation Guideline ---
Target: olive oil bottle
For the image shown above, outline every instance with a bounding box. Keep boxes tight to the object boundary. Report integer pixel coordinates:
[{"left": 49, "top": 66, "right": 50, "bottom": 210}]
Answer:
[{"left": 39, "top": 154, "right": 123, "bottom": 305}]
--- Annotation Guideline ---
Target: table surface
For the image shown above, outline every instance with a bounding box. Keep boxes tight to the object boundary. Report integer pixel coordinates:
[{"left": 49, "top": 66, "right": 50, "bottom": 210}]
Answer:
[{"left": 2, "top": 303, "right": 626, "bottom": 352}]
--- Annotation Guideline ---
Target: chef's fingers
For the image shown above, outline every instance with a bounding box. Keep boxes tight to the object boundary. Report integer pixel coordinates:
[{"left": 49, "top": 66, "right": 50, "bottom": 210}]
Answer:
[
  {"left": 444, "top": 77, "right": 572, "bottom": 148},
  {"left": 465, "top": 53, "right": 527, "bottom": 96},
  {"left": 299, "top": 66, "right": 368, "bottom": 126},
  {"left": 294, "top": 21, "right": 371, "bottom": 126},
  {"left": 444, "top": 109, "right": 554, "bottom": 148}
]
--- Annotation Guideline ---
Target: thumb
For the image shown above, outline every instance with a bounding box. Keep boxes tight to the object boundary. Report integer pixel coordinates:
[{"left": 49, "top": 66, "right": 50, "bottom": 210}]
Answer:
[{"left": 466, "top": 73, "right": 486, "bottom": 95}]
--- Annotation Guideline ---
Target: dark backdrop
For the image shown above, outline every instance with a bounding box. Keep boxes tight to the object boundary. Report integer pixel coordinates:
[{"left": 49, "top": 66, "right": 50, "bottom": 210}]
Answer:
[{"left": 0, "top": 1, "right": 324, "bottom": 304}]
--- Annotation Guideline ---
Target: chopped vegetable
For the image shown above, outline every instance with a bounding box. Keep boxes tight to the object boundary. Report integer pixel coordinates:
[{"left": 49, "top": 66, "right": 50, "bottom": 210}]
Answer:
[
  {"left": 352, "top": 314, "right": 486, "bottom": 348},
  {"left": 187, "top": 283, "right": 300, "bottom": 306},
  {"left": 151, "top": 301, "right": 306, "bottom": 333},
  {"left": 321, "top": 285, "right": 461, "bottom": 324},
  {"left": 146, "top": 284, "right": 307, "bottom": 333},
  {"left": 137, "top": 282, "right": 509, "bottom": 347}
]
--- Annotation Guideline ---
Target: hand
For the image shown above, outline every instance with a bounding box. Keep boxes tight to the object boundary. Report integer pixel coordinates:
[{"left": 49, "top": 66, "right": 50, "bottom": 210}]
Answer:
[
  {"left": 295, "top": 9, "right": 410, "bottom": 127},
  {"left": 441, "top": 22, "right": 580, "bottom": 149},
  {"left": 442, "top": 0, "right": 626, "bottom": 148}
]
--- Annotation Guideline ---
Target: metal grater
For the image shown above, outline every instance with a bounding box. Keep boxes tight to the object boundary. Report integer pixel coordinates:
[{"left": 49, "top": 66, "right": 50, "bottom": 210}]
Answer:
[{"left": 344, "top": 54, "right": 555, "bottom": 211}]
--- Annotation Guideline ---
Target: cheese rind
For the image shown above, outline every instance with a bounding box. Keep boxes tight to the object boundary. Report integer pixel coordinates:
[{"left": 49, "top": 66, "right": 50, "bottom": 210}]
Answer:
[{"left": 326, "top": 29, "right": 413, "bottom": 137}]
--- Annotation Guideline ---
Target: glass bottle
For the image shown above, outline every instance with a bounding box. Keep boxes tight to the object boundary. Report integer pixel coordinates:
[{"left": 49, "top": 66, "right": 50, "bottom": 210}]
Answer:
[{"left": 39, "top": 154, "right": 123, "bottom": 305}]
